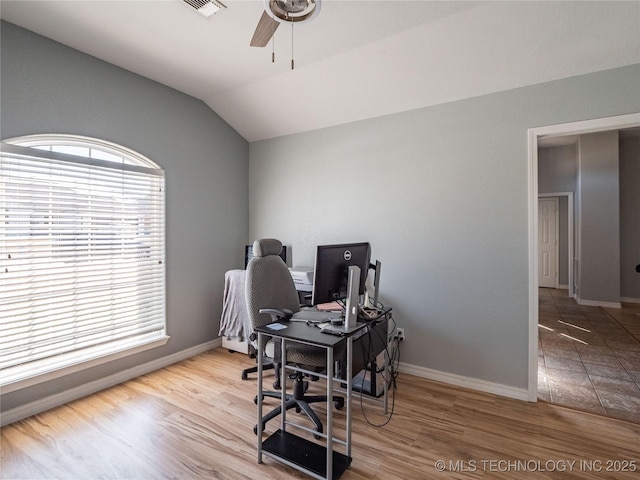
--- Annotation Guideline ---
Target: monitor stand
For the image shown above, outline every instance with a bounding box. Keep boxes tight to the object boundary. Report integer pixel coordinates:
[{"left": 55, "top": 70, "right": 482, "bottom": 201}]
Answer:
[
  {"left": 344, "top": 265, "right": 361, "bottom": 330},
  {"left": 318, "top": 265, "right": 362, "bottom": 336},
  {"left": 366, "top": 260, "right": 381, "bottom": 308}
]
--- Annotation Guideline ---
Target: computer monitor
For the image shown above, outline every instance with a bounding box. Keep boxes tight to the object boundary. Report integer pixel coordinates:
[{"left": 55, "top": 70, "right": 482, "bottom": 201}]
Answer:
[{"left": 311, "top": 242, "right": 371, "bottom": 306}]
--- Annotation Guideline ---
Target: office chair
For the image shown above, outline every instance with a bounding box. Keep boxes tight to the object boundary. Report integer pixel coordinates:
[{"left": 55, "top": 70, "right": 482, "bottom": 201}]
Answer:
[{"left": 245, "top": 238, "right": 344, "bottom": 435}]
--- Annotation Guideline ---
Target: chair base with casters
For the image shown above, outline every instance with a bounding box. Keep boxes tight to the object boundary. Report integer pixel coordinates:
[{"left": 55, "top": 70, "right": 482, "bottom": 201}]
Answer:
[
  {"left": 253, "top": 309, "right": 346, "bottom": 436},
  {"left": 241, "top": 331, "right": 274, "bottom": 380},
  {"left": 254, "top": 366, "right": 345, "bottom": 436},
  {"left": 241, "top": 361, "right": 274, "bottom": 380}
]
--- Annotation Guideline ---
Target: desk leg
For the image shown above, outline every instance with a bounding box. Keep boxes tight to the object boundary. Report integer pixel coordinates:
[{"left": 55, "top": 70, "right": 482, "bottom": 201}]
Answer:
[
  {"left": 281, "top": 338, "right": 287, "bottom": 432},
  {"left": 257, "top": 332, "right": 263, "bottom": 464},
  {"left": 383, "top": 345, "right": 389, "bottom": 415},
  {"left": 326, "top": 345, "right": 333, "bottom": 480},
  {"left": 346, "top": 336, "right": 352, "bottom": 459}
]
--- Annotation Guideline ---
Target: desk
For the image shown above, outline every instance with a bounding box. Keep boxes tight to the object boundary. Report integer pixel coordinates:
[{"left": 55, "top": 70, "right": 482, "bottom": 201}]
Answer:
[{"left": 255, "top": 320, "right": 368, "bottom": 480}]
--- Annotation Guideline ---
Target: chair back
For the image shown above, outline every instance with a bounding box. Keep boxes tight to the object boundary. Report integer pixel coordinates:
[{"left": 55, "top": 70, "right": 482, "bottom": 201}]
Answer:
[{"left": 245, "top": 239, "right": 300, "bottom": 330}]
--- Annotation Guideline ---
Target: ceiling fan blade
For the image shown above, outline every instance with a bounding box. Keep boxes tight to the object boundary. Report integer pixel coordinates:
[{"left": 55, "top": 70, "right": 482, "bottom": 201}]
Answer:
[{"left": 250, "top": 10, "right": 280, "bottom": 47}]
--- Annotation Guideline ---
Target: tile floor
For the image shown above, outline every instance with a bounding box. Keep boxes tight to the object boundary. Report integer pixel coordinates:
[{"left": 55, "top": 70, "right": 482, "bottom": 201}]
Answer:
[{"left": 538, "top": 287, "right": 640, "bottom": 423}]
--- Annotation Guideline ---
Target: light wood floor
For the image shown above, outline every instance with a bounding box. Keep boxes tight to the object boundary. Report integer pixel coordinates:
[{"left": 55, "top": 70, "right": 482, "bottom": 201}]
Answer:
[{"left": 2, "top": 348, "right": 640, "bottom": 479}]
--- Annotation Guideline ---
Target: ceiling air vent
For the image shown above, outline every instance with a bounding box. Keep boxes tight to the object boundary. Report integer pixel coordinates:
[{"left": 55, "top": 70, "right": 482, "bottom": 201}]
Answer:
[{"left": 182, "top": 0, "right": 226, "bottom": 17}]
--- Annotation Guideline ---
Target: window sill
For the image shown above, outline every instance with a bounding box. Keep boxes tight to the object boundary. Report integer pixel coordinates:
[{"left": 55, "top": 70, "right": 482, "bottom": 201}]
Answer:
[{"left": 1, "top": 335, "right": 170, "bottom": 394}]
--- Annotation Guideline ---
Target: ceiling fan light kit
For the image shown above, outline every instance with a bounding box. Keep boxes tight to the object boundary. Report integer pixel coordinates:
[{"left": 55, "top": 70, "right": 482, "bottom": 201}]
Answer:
[
  {"left": 265, "top": 0, "right": 321, "bottom": 24},
  {"left": 250, "top": 0, "right": 321, "bottom": 69}
]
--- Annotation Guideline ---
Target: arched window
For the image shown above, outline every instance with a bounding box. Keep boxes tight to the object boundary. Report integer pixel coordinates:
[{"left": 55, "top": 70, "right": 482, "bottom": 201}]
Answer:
[{"left": 1, "top": 135, "right": 167, "bottom": 391}]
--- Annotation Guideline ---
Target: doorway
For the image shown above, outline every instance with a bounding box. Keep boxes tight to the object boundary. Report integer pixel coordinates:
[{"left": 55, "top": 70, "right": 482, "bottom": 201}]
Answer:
[{"left": 527, "top": 112, "right": 640, "bottom": 404}]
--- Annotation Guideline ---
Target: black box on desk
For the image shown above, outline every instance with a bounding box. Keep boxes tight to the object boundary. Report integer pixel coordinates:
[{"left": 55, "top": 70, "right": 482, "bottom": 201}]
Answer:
[{"left": 352, "top": 351, "right": 387, "bottom": 397}]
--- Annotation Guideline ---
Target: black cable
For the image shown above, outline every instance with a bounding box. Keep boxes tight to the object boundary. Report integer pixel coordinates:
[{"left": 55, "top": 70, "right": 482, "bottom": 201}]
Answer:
[{"left": 354, "top": 306, "right": 401, "bottom": 427}]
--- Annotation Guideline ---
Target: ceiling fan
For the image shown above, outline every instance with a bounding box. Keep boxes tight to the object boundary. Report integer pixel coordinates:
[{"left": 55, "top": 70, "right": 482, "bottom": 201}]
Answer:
[{"left": 250, "top": 0, "right": 321, "bottom": 47}]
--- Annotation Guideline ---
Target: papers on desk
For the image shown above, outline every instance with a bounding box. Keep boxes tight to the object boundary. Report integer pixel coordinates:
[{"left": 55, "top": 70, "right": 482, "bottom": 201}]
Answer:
[
  {"left": 316, "top": 301, "right": 342, "bottom": 311},
  {"left": 265, "top": 323, "right": 287, "bottom": 331}
]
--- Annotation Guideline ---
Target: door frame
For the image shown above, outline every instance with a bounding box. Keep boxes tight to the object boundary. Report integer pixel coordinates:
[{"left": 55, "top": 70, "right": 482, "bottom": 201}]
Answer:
[
  {"left": 527, "top": 112, "right": 640, "bottom": 402},
  {"left": 538, "top": 192, "right": 574, "bottom": 296}
]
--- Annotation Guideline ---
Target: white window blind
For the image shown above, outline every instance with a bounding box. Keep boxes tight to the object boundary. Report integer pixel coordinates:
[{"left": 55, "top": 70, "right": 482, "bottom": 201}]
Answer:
[{"left": 0, "top": 139, "right": 166, "bottom": 389}]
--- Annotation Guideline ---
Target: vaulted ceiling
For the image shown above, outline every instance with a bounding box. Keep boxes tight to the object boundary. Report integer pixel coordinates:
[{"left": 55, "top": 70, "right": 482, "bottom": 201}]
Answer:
[{"left": 2, "top": 1, "right": 639, "bottom": 142}]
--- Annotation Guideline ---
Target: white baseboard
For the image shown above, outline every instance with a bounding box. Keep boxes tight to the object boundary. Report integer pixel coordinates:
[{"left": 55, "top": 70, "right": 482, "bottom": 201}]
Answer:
[
  {"left": 397, "top": 362, "right": 529, "bottom": 402},
  {"left": 558, "top": 284, "right": 569, "bottom": 290},
  {"left": 1, "top": 338, "right": 221, "bottom": 427},
  {"left": 577, "top": 298, "right": 622, "bottom": 308},
  {"left": 621, "top": 297, "right": 640, "bottom": 304},
  {"left": 3, "top": 339, "right": 530, "bottom": 427}
]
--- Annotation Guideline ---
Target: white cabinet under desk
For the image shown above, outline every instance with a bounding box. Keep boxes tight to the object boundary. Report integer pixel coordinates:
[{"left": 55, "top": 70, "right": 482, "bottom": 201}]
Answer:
[{"left": 254, "top": 320, "right": 368, "bottom": 480}]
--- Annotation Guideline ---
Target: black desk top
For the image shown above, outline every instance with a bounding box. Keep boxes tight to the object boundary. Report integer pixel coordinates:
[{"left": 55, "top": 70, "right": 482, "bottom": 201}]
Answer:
[{"left": 254, "top": 320, "right": 368, "bottom": 348}]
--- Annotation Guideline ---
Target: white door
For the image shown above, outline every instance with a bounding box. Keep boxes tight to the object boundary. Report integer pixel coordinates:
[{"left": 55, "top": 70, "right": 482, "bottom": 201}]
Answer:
[{"left": 538, "top": 198, "right": 558, "bottom": 288}]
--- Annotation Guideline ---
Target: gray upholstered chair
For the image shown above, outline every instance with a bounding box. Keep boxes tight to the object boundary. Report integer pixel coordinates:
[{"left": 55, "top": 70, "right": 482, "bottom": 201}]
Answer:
[{"left": 245, "top": 238, "right": 343, "bottom": 435}]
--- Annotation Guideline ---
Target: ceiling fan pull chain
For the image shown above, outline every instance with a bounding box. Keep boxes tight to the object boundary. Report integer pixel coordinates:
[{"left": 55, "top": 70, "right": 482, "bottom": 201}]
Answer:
[
  {"left": 291, "top": 23, "right": 294, "bottom": 70},
  {"left": 272, "top": 33, "right": 275, "bottom": 63}
]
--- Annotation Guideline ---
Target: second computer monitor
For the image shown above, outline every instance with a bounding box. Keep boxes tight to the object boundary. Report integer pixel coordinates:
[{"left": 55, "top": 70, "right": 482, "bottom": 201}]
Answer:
[{"left": 311, "top": 242, "right": 371, "bottom": 306}]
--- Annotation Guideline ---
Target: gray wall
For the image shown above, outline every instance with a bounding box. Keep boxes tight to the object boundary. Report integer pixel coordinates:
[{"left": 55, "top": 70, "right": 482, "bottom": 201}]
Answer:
[
  {"left": 0, "top": 22, "right": 249, "bottom": 411},
  {"left": 249, "top": 64, "right": 640, "bottom": 390},
  {"left": 538, "top": 144, "right": 578, "bottom": 286},
  {"left": 539, "top": 145, "right": 579, "bottom": 194},
  {"left": 578, "top": 131, "right": 621, "bottom": 304},
  {"left": 620, "top": 135, "right": 640, "bottom": 299}
]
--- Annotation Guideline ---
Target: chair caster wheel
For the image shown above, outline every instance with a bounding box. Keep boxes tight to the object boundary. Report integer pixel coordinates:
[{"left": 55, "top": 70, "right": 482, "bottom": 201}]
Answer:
[
  {"left": 273, "top": 381, "right": 281, "bottom": 390},
  {"left": 241, "top": 372, "right": 248, "bottom": 380},
  {"left": 295, "top": 406, "right": 301, "bottom": 413},
  {"left": 254, "top": 423, "right": 265, "bottom": 435},
  {"left": 334, "top": 398, "right": 345, "bottom": 410},
  {"left": 254, "top": 395, "right": 261, "bottom": 405}
]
